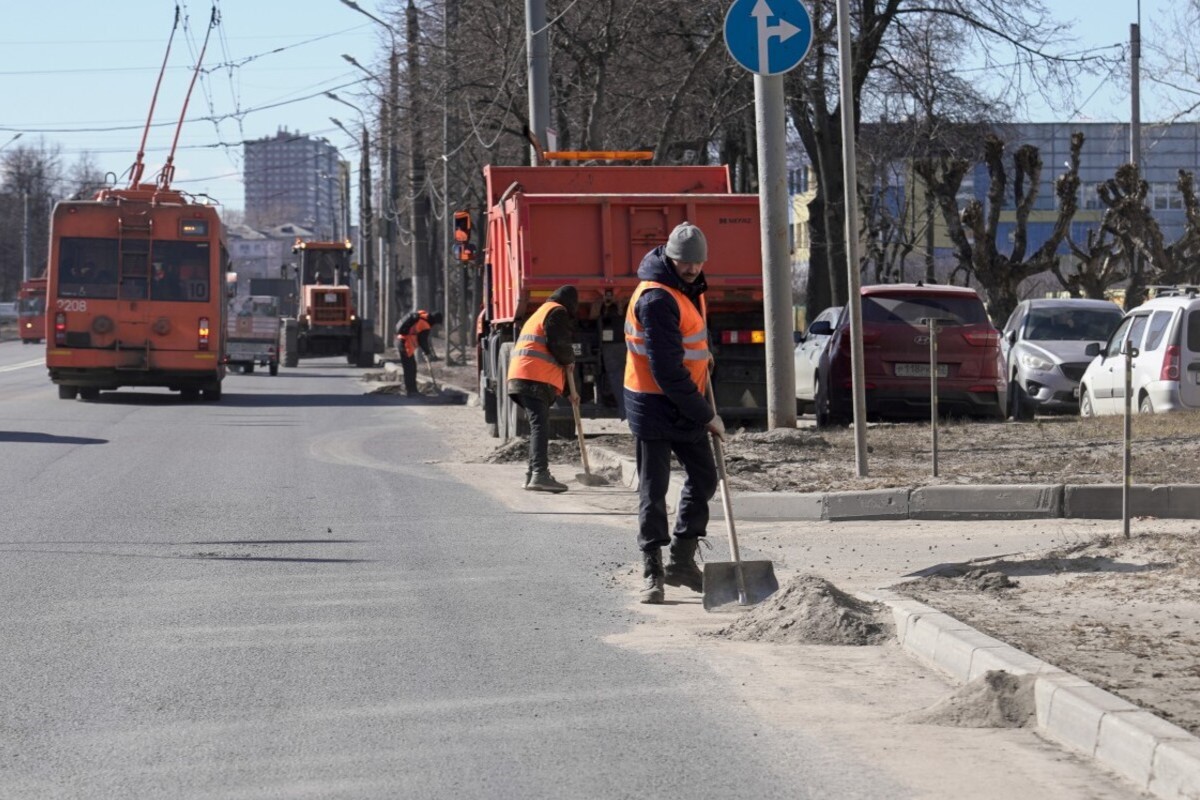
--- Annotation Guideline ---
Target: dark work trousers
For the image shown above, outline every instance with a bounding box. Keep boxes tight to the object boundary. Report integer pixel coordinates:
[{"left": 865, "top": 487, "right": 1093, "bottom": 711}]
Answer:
[
  {"left": 511, "top": 393, "right": 550, "bottom": 474},
  {"left": 400, "top": 352, "right": 419, "bottom": 395},
  {"left": 635, "top": 436, "right": 718, "bottom": 552}
]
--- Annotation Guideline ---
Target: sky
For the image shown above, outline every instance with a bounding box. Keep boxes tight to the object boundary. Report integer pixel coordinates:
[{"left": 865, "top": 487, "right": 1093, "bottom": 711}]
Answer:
[{"left": 0, "top": 0, "right": 1181, "bottom": 215}]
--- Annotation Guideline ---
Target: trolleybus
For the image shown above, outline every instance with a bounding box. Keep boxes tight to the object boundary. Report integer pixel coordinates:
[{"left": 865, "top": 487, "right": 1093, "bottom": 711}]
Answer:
[
  {"left": 17, "top": 277, "right": 47, "bottom": 344},
  {"left": 44, "top": 5, "right": 228, "bottom": 401}
]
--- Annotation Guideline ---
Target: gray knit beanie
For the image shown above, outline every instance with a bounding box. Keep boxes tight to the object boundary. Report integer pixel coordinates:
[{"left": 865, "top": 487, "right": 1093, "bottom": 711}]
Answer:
[{"left": 664, "top": 222, "right": 708, "bottom": 263}]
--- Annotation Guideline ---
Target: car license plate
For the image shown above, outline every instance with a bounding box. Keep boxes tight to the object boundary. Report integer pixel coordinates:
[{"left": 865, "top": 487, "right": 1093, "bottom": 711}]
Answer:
[{"left": 895, "top": 363, "right": 948, "bottom": 377}]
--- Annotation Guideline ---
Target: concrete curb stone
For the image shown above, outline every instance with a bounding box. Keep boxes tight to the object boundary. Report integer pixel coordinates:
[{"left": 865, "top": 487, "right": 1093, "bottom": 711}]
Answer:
[
  {"left": 583, "top": 447, "right": 1200, "bottom": 521},
  {"left": 863, "top": 589, "right": 1200, "bottom": 799}
]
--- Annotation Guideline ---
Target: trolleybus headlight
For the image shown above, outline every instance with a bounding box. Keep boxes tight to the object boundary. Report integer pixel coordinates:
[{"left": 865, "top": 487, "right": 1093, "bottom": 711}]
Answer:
[
  {"left": 92, "top": 315, "right": 115, "bottom": 335},
  {"left": 151, "top": 317, "right": 171, "bottom": 336}
]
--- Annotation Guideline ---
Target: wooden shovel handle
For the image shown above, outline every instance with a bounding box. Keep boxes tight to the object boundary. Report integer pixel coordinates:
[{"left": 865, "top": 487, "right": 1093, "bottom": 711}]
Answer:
[{"left": 567, "top": 370, "right": 592, "bottom": 476}]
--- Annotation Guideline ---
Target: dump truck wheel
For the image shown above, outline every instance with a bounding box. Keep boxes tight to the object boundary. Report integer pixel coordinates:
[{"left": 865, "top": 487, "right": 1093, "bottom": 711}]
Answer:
[
  {"left": 497, "top": 344, "right": 512, "bottom": 441},
  {"left": 57, "top": 385, "right": 78, "bottom": 400},
  {"left": 283, "top": 320, "right": 299, "bottom": 367},
  {"left": 482, "top": 369, "right": 498, "bottom": 438}
]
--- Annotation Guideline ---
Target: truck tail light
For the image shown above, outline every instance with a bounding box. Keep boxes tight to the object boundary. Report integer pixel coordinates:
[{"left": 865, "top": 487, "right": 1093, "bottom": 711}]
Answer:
[
  {"left": 1161, "top": 344, "right": 1180, "bottom": 381},
  {"left": 55, "top": 312, "right": 67, "bottom": 345},
  {"left": 719, "top": 330, "right": 765, "bottom": 344},
  {"left": 198, "top": 317, "right": 210, "bottom": 350},
  {"left": 963, "top": 330, "right": 1000, "bottom": 347}
]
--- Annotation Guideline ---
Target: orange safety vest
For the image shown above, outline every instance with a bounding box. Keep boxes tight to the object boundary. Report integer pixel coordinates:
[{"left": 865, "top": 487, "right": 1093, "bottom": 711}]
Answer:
[
  {"left": 508, "top": 301, "right": 568, "bottom": 392},
  {"left": 399, "top": 311, "right": 431, "bottom": 358},
  {"left": 624, "top": 281, "right": 709, "bottom": 395}
]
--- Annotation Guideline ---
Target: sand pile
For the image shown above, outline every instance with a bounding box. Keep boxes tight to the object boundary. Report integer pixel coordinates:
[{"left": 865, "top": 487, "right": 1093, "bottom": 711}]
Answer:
[
  {"left": 715, "top": 574, "right": 892, "bottom": 645},
  {"left": 483, "top": 437, "right": 581, "bottom": 465},
  {"left": 904, "top": 671, "right": 1036, "bottom": 728}
]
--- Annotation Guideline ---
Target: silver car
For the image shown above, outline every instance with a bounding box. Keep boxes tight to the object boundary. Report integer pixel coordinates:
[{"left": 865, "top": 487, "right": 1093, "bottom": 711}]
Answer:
[{"left": 1001, "top": 298, "right": 1123, "bottom": 419}]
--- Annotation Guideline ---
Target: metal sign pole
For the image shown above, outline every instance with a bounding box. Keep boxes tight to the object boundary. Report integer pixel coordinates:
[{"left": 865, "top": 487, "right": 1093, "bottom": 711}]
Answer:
[
  {"left": 836, "top": 0, "right": 868, "bottom": 476},
  {"left": 1122, "top": 336, "right": 1136, "bottom": 539},
  {"left": 926, "top": 318, "right": 940, "bottom": 477}
]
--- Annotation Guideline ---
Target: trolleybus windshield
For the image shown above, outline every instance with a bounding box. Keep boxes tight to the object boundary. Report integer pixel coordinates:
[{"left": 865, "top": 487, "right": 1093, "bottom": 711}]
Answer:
[{"left": 57, "top": 237, "right": 212, "bottom": 302}]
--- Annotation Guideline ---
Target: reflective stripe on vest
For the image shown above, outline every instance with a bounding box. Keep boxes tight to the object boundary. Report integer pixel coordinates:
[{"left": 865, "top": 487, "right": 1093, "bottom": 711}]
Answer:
[
  {"left": 508, "top": 301, "right": 566, "bottom": 391},
  {"left": 623, "top": 281, "right": 709, "bottom": 395}
]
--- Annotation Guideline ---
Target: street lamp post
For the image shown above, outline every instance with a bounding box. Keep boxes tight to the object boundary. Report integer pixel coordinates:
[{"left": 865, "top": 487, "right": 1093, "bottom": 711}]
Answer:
[
  {"left": 340, "top": 0, "right": 401, "bottom": 344},
  {"left": 328, "top": 92, "right": 376, "bottom": 329}
]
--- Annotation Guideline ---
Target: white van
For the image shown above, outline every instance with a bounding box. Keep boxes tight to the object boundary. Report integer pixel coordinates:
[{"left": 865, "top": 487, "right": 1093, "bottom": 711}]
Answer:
[{"left": 1078, "top": 286, "right": 1200, "bottom": 416}]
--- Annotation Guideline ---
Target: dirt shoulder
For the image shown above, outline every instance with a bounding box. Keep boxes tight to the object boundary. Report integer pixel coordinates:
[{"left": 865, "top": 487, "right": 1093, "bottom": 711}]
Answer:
[{"left": 891, "top": 530, "right": 1200, "bottom": 737}]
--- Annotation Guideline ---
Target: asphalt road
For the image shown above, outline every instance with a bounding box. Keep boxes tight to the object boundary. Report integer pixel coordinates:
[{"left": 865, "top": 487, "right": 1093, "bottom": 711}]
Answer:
[{"left": 0, "top": 342, "right": 1142, "bottom": 799}]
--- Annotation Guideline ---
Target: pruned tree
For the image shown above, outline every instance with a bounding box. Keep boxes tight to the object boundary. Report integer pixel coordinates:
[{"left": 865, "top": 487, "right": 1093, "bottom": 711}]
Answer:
[
  {"left": 1099, "top": 163, "right": 1200, "bottom": 304},
  {"left": 1057, "top": 221, "right": 1127, "bottom": 300},
  {"left": 914, "top": 131, "right": 1083, "bottom": 323},
  {"left": 784, "top": 0, "right": 1083, "bottom": 322}
]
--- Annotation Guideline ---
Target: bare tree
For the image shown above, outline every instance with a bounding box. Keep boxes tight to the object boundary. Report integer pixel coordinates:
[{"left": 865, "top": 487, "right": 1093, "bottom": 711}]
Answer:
[
  {"left": 914, "top": 131, "right": 1083, "bottom": 323},
  {"left": 0, "top": 141, "right": 63, "bottom": 297},
  {"left": 1098, "top": 163, "right": 1200, "bottom": 304},
  {"left": 785, "top": 0, "right": 1081, "bottom": 322},
  {"left": 1057, "top": 222, "right": 1127, "bottom": 300}
]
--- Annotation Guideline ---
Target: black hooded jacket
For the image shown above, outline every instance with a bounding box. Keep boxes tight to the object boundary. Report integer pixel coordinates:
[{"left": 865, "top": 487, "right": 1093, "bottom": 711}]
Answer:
[
  {"left": 507, "top": 285, "right": 578, "bottom": 404},
  {"left": 623, "top": 245, "right": 713, "bottom": 441}
]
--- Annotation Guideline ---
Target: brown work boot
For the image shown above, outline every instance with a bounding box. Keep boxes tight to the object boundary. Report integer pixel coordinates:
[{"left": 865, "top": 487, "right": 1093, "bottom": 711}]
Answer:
[
  {"left": 526, "top": 470, "right": 568, "bottom": 493},
  {"left": 639, "top": 549, "right": 664, "bottom": 604},
  {"left": 664, "top": 536, "right": 704, "bottom": 593}
]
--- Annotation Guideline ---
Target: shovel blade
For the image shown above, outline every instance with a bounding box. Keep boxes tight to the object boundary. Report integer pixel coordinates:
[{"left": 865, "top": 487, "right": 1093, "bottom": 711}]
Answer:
[
  {"left": 702, "top": 561, "right": 779, "bottom": 611},
  {"left": 575, "top": 472, "right": 607, "bottom": 487}
]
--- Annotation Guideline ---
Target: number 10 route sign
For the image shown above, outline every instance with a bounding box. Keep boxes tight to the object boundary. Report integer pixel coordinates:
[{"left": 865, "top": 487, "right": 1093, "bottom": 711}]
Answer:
[{"left": 724, "top": 0, "right": 813, "bottom": 76}]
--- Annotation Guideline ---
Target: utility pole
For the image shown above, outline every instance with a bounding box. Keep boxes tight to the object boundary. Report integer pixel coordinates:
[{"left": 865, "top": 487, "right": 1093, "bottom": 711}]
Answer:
[
  {"left": 408, "top": 0, "right": 433, "bottom": 314},
  {"left": 443, "top": 0, "right": 467, "bottom": 365},
  {"left": 360, "top": 124, "right": 374, "bottom": 331},
  {"left": 526, "top": 0, "right": 550, "bottom": 162},
  {"left": 388, "top": 48, "right": 402, "bottom": 338}
]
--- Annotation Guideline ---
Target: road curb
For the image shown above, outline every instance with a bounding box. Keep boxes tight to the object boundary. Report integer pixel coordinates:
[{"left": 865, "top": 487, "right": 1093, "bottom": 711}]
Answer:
[
  {"left": 862, "top": 588, "right": 1200, "bottom": 799},
  {"left": 584, "top": 446, "right": 1200, "bottom": 521}
]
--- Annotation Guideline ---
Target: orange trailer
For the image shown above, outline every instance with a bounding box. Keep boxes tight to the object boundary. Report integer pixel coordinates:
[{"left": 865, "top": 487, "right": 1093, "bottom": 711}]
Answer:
[{"left": 472, "top": 163, "right": 766, "bottom": 439}]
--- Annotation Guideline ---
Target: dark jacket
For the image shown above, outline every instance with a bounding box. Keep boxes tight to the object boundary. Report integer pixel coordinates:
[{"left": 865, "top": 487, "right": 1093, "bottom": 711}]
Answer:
[
  {"left": 624, "top": 245, "right": 712, "bottom": 441},
  {"left": 396, "top": 311, "right": 433, "bottom": 357},
  {"left": 508, "top": 286, "right": 577, "bottom": 405}
]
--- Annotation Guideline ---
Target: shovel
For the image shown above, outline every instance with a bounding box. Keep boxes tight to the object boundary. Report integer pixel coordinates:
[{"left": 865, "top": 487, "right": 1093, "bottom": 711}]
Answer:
[
  {"left": 702, "top": 379, "right": 779, "bottom": 611},
  {"left": 420, "top": 351, "right": 441, "bottom": 393},
  {"left": 567, "top": 371, "right": 606, "bottom": 487}
]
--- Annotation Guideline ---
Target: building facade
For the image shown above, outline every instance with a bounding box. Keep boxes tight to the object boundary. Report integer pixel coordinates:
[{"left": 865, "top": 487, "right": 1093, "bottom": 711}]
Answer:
[{"left": 244, "top": 129, "right": 346, "bottom": 240}]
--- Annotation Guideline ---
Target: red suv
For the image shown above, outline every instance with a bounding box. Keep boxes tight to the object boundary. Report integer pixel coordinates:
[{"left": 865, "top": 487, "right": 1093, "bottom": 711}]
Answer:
[{"left": 812, "top": 283, "right": 1006, "bottom": 426}]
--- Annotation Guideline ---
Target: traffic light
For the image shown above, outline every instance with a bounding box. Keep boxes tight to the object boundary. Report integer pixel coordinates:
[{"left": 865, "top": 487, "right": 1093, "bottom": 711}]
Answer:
[
  {"left": 454, "top": 210, "right": 472, "bottom": 243},
  {"left": 453, "top": 242, "right": 477, "bottom": 263}
]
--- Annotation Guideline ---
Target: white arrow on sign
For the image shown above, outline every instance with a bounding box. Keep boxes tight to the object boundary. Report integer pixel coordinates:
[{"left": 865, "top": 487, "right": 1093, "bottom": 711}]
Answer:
[{"left": 751, "top": 0, "right": 802, "bottom": 71}]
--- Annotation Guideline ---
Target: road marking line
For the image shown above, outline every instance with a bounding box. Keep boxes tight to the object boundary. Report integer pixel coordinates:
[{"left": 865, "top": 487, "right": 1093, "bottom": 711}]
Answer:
[{"left": 0, "top": 358, "right": 44, "bottom": 373}]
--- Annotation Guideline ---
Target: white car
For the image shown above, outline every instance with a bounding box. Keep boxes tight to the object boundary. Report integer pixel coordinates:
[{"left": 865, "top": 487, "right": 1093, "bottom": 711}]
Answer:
[
  {"left": 1078, "top": 287, "right": 1200, "bottom": 416},
  {"left": 793, "top": 306, "right": 842, "bottom": 413}
]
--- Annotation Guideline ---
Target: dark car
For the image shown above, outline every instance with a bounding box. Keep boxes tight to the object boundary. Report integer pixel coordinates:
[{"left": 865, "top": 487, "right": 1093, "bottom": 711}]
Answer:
[{"left": 813, "top": 283, "right": 1006, "bottom": 427}]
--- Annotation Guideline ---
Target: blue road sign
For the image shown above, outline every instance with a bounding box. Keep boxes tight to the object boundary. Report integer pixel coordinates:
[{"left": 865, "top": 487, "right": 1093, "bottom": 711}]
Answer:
[{"left": 724, "top": 0, "right": 813, "bottom": 76}]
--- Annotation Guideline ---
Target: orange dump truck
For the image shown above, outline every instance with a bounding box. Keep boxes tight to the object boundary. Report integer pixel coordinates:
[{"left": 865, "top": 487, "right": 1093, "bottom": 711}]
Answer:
[{"left": 474, "top": 164, "right": 766, "bottom": 439}]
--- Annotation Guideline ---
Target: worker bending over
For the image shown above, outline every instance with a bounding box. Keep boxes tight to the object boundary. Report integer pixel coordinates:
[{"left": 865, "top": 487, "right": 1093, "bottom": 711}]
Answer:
[{"left": 395, "top": 309, "right": 443, "bottom": 396}]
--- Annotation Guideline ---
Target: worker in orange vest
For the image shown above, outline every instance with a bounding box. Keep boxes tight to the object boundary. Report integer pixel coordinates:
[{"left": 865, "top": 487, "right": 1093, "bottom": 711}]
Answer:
[
  {"left": 624, "top": 222, "right": 723, "bottom": 604},
  {"left": 395, "top": 309, "right": 443, "bottom": 396},
  {"left": 507, "top": 286, "right": 578, "bottom": 492}
]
